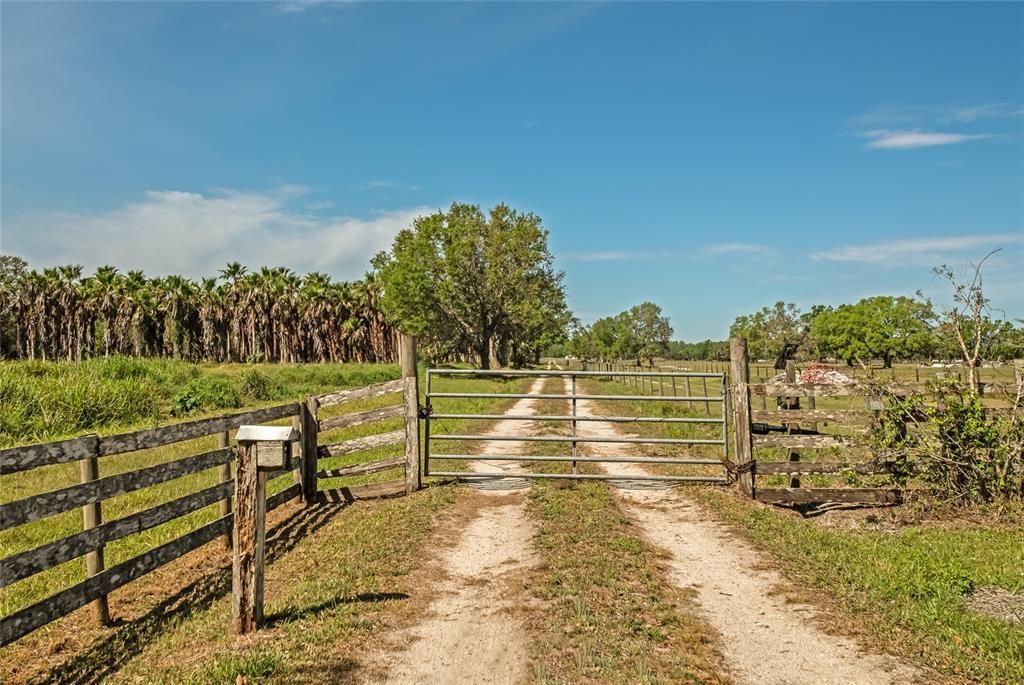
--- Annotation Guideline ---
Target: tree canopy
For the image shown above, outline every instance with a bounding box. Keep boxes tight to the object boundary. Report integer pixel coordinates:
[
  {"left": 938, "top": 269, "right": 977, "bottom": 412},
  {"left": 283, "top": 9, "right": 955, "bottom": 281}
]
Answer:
[
  {"left": 568, "top": 302, "right": 673, "bottom": 364},
  {"left": 728, "top": 301, "right": 805, "bottom": 361},
  {"left": 373, "top": 202, "right": 569, "bottom": 369},
  {"left": 812, "top": 296, "right": 935, "bottom": 367}
]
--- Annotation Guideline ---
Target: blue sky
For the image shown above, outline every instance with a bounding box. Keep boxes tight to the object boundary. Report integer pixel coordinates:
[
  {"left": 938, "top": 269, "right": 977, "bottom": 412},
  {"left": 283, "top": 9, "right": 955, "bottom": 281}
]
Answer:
[{"left": 2, "top": 1, "right": 1022, "bottom": 340}]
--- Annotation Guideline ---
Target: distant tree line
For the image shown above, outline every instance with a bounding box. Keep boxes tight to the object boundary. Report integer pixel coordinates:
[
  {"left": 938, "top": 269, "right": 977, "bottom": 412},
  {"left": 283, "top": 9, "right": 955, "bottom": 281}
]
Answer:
[
  {"left": 549, "top": 257, "right": 1022, "bottom": 371},
  {"left": 0, "top": 254, "right": 398, "bottom": 363},
  {"left": 556, "top": 302, "right": 673, "bottom": 365},
  {"left": 729, "top": 294, "right": 1023, "bottom": 367},
  {"left": 1, "top": 203, "right": 574, "bottom": 369}
]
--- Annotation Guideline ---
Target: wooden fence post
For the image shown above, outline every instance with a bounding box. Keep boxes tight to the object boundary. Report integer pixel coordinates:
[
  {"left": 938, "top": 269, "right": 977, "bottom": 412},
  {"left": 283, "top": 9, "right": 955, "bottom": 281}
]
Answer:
[
  {"left": 729, "top": 338, "right": 754, "bottom": 496},
  {"left": 784, "top": 360, "right": 800, "bottom": 489},
  {"left": 232, "top": 441, "right": 267, "bottom": 634},
  {"left": 300, "top": 397, "right": 319, "bottom": 504},
  {"left": 217, "top": 430, "right": 233, "bottom": 549},
  {"left": 400, "top": 334, "right": 422, "bottom": 494},
  {"left": 79, "top": 451, "right": 111, "bottom": 626},
  {"left": 292, "top": 414, "right": 303, "bottom": 502}
]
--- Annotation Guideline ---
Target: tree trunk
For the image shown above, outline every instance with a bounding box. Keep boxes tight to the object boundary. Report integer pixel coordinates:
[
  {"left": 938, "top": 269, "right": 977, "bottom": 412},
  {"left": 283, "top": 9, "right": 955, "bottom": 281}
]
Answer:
[
  {"left": 882, "top": 354, "right": 892, "bottom": 369},
  {"left": 478, "top": 337, "right": 491, "bottom": 370}
]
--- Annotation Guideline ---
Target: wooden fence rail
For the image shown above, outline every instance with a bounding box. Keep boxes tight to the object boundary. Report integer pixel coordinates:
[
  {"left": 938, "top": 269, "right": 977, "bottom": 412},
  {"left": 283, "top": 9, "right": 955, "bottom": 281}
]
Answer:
[
  {"left": 728, "top": 337, "right": 1021, "bottom": 506},
  {"left": 2, "top": 334, "right": 422, "bottom": 646}
]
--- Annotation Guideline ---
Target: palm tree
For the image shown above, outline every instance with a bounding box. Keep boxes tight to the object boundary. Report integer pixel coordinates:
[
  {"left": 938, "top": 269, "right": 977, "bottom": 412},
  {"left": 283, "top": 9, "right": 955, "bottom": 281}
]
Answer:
[
  {"left": 5, "top": 262, "right": 402, "bottom": 364},
  {"left": 85, "top": 265, "right": 122, "bottom": 357}
]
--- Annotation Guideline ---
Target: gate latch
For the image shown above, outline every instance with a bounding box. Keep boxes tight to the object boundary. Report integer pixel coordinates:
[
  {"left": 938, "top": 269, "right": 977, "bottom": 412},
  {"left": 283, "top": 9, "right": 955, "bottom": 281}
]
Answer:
[{"left": 417, "top": 404, "right": 432, "bottom": 420}]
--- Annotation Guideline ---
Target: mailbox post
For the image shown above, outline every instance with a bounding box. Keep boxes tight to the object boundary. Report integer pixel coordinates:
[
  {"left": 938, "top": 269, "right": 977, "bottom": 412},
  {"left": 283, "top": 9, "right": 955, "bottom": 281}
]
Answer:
[{"left": 232, "top": 425, "right": 296, "bottom": 634}]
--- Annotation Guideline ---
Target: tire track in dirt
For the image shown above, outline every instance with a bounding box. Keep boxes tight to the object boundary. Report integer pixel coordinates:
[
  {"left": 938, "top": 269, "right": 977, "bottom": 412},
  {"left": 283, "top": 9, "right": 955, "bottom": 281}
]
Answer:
[
  {"left": 568, "top": 378, "right": 921, "bottom": 685},
  {"left": 367, "top": 379, "right": 546, "bottom": 685}
]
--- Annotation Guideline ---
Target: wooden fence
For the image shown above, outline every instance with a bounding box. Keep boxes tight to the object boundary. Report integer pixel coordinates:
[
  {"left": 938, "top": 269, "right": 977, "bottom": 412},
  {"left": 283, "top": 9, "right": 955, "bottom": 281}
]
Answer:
[
  {"left": 1, "top": 336, "right": 421, "bottom": 646},
  {"left": 727, "top": 338, "right": 1022, "bottom": 505}
]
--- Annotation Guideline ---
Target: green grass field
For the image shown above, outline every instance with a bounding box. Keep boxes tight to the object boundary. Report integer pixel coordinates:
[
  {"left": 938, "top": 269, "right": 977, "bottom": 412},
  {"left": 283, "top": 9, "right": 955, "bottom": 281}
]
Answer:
[{"left": 0, "top": 360, "right": 532, "bottom": 625}]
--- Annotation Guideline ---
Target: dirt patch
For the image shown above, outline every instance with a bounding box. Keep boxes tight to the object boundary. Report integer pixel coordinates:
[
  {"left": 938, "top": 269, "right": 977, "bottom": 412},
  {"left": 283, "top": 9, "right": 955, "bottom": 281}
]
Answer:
[
  {"left": 365, "top": 380, "right": 547, "bottom": 684},
  {"left": 967, "top": 586, "right": 1024, "bottom": 624},
  {"left": 570, "top": 379, "right": 922, "bottom": 685}
]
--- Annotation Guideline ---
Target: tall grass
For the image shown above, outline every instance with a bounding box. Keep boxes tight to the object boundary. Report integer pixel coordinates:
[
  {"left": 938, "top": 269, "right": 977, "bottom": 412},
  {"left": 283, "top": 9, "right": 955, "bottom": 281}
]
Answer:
[{"left": 0, "top": 358, "right": 400, "bottom": 448}]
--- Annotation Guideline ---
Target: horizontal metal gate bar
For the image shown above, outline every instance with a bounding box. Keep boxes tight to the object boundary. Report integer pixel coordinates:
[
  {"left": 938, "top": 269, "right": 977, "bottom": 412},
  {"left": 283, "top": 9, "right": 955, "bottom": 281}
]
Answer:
[
  {"left": 432, "top": 434, "right": 725, "bottom": 445},
  {"left": 428, "top": 392, "right": 723, "bottom": 402},
  {"left": 432, "top": 369, "right": 724, "bottom": 379},
  {"left": 429, "top": 413, "right": 723, "bottom": 424},
  {"left": 431, "top": 454, "right": 725, "bottom": 465},
  {"left": 430, "top": 471, "right": 729, "bottom": 483}
]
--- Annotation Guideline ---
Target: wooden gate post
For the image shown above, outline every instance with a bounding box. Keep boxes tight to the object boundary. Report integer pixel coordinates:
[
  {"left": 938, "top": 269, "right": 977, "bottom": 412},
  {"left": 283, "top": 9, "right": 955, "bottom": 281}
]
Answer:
[
  {"left": 784, "top": 360, "right": 801, "bottom": 489},
  {"left": 300, "top": 396, "right": 319, "bottom": 504},
  {"left": 79, "top": 451, "right": 111, "bottom": 626},
  {"left": 729, "top": 338, "right": 754, "bottom": 496},
  {"left": 400, "top": 334, "right": 422, "bottom": 494},
  {"left": 232, "top": 440, "right": 267, "bottom": 634}
]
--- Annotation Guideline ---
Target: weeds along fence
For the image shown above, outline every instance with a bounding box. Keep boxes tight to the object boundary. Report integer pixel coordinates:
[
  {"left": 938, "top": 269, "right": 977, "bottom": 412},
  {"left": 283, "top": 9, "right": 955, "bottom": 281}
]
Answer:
[
  {"left": 0, "top": 336, "right": 421, "bottom": 646},
  {"left": 727, "top": 338, "right": 1022, "bottom": 505}
]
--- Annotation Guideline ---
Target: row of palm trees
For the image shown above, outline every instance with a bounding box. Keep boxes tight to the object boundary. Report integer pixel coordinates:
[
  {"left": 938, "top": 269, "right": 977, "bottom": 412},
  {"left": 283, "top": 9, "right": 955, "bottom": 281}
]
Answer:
[{"left": 2, "top": 262, "right": 398, "bottom": 363}]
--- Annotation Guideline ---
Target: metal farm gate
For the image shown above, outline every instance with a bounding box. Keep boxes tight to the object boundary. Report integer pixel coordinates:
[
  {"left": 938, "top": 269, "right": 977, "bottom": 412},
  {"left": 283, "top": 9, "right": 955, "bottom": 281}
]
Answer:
[{"left": 421, "top": 368, "right": 730, "bottom": 485}]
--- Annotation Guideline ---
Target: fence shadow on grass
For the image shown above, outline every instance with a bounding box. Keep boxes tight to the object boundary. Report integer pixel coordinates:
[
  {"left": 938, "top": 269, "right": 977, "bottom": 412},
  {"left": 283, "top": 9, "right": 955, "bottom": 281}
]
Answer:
[
  {"left": 28, "top": 501, "right": 349, "bottom": 685},
  {"left": 264, "top": 591, "right": 409, "bottom": 627}
]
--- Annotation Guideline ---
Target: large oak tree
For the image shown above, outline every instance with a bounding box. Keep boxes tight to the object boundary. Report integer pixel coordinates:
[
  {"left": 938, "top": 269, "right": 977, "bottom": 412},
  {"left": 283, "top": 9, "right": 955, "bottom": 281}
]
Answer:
[{"left": 373, "top": 203, "right": 568, "bottom": 369}]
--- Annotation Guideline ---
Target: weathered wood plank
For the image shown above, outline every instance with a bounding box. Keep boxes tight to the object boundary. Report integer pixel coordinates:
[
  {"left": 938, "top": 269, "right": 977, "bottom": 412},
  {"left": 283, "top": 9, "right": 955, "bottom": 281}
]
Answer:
[
  {"left": 0, "top": 515, "right": 230, "bottom": 647},
  {"left": 300, "top": 396, "right": 319, "bottom": 504},
  {"left": 266, "top": 483, "right": 302, "bottom": 511},
  {"left": 78, "top": 455, "right": 110, "bottom": 626},
  {"left": 754, "top": 488, "right": 902, "bottom": 505},
  {"left": 232, "top": 444, "right": 266, "bottom": 634},
  {"left": 750, "top": 382, "right": 926, "bottom": 397},
  {"left": 316, "top": 478, "right": 407, "bottom": 503},
  {"left": 0, "top": 436, "right": 99, "bottom": 476},
  {"left": 729, "top": 338, "right": 753, "bottom": 496},
  {"left": 1, "top": 404, "right": 297, "bottom": 473},
  {"left": 98, "top": 404, "right": 298, "bottom": 456},
  {"left": 755, "top": 461, "right": 896, "bottom": 476},
  {"left": 0, "top": 448, "right": 232, "bottom": 530},
  {"left": 317, "top": 456, "right": 405, "bottom": 479},
  {"left": 317, "top": 379, "right": 404, "bottom": 407},
  {"left": 400, "top": 335, "right": 421, "bottom": 495},
  {"left": 217, "top": 431, "right": 232, "bottom": 550},
  {"left": 0, "top": 481, "right": 233, "bottom": 589},
  {"left": 751, "top": 409, "right": 872, "bottom": 423},
  {"left": 754, "top": 434, "right": 866, "bottom": 449},
  {"left": 318, "top": 405, "right": 404, "bottom": 432},
  {"left": 317, "top": 430, "right": 405, "bottom": 459}
]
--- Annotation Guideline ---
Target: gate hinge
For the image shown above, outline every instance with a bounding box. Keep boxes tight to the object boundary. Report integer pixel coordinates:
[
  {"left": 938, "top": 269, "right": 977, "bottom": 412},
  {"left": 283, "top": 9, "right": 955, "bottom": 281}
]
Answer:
[{"left": 417, "top": 404, "right": 432, "bottom": 420}]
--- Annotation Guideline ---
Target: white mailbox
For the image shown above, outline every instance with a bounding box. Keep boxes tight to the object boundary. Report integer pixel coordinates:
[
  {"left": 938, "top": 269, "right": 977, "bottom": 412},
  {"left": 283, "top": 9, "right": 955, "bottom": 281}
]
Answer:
[{"left": 235, "top": 425, "right": 298, "bottom": 471}]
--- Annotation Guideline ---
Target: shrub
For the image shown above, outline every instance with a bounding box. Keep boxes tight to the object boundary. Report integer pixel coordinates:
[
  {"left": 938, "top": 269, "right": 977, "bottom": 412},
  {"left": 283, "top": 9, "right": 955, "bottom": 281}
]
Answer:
[
  {"left": 171, "top": 376, "right": 241, "bottom": 416},
  {"left": 872, "top": 379, "right": 1023, "bottom": 503},
  {"left": 240, "top": 368, "right": 283, "bottom": 401}
]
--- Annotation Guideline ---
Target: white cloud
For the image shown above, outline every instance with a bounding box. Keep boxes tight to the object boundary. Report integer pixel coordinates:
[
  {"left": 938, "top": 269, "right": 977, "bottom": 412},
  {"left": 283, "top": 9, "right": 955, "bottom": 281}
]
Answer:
[
  {"left": 860, "top": 129, "right": 993, "bottom": 150},
  {"left": 276, "top": 0, "right": 346, "bottom": 14},
  {"left": 360, "top": 180, "right": 421, "bottom": 192},
  {"left": 2, "top": 186, "right": 433, "bottom": 279},
  {"left": 812, "top": 233, "right": 1024, "bottom": 265},
  {"left": 944, "top": 103, "right": 1024, "bottom": 123},
  {"left": 703, "top": 243, "right": 777, "bottom": 256},
  {"left": 561, "top": 250, "right": 669, "bottom": 262}
]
